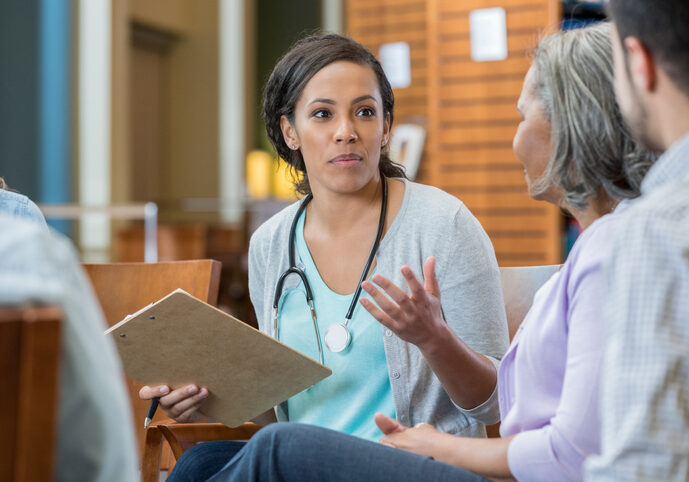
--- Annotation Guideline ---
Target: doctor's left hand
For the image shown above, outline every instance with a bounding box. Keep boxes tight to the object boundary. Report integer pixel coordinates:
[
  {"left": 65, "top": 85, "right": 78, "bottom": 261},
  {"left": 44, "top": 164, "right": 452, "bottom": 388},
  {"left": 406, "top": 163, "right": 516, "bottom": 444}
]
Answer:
[{"left": 360, "top": 256, "right": 447, "bottom": 351}]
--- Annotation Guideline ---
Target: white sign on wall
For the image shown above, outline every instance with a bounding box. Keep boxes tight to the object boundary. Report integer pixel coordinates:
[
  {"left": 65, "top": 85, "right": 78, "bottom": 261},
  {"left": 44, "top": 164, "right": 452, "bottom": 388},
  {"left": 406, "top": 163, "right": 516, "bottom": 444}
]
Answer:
[
  {"left": 469, "top": 7, "right": 508, "bottom": 62},
  {"left": 379, "top": 41, "right": 411, "bottom": 89}
]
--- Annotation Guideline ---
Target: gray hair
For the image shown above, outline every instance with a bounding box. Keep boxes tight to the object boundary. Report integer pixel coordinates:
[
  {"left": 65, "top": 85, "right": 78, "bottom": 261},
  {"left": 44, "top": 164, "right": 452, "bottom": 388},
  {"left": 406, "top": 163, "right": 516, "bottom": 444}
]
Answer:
[{"left": 530, "top": 22, "right": 655, "bottom": 210}]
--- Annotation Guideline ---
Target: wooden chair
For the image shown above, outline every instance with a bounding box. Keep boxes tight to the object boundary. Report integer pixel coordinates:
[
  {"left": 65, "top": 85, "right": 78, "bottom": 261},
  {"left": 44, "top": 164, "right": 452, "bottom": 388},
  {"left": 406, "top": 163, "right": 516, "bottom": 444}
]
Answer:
[
  {"left": 155, "top": 422, "right": 262, "bottom": 461},
  {"left": 485, "top": 264, "right": 560, "bottom": 438},
  {"left": 115, "top": 224, "right": 209, "bottom": 262},
  {"left": 83, "top": 260, "right": 221, "bottom": 480},
  {"left": 500, "top": 265, "right": 561, "bottom": 341},
  {"left": 0, "top": 305, "right": 62, "bottom": 482}
]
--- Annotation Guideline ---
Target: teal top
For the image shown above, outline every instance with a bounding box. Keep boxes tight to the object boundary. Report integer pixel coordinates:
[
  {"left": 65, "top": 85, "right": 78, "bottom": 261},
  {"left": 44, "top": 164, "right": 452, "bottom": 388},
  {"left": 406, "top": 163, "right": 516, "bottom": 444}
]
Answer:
[
  {"left": 250, "top": 180, "right": 508, "bottom": 436},
  {"left": 276, "top": 211, "right": 396, "bottom": 442}
]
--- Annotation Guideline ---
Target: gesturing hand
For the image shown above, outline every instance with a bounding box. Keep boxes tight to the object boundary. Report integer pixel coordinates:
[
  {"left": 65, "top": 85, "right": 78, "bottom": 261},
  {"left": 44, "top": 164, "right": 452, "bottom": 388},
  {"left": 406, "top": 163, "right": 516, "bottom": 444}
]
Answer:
[{"left": 360, "top": 256, "right": 446, "bottom": 350}]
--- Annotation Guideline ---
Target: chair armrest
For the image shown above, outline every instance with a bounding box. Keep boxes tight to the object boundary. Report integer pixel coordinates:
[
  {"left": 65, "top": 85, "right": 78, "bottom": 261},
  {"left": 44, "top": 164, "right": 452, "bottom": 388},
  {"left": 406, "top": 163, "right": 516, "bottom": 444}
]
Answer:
[{"left": 157, "top": 422, "right": 264, "bottom": 460}]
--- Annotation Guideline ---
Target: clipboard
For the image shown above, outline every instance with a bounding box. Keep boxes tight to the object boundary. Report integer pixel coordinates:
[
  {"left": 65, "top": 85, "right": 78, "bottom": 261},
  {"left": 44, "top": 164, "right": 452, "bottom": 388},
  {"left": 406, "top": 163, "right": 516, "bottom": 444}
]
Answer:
[{"left": 105, "top": 289, "right": 331, "bottom": 427}]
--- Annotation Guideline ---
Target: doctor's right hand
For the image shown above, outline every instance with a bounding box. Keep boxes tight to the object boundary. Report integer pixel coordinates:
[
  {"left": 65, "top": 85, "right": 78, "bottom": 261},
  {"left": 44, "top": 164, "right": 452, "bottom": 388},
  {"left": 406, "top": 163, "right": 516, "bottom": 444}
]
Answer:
[{"left": 139, "top": 384, "right": 209, "bottom": 423}]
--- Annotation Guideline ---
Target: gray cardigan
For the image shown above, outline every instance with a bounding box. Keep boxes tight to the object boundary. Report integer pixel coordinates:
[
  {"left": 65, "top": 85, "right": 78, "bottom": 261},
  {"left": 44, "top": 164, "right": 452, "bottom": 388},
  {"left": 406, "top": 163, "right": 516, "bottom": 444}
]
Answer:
[{"left": 248, "top": 179, "right": 509, "bottom": 437}]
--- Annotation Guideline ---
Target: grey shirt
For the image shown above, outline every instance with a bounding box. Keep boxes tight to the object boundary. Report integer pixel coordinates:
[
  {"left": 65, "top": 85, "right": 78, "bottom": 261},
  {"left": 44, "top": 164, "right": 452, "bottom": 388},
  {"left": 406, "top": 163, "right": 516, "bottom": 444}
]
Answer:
[{"left": 249, "top": 179, "right": 509, "bottom": 436}]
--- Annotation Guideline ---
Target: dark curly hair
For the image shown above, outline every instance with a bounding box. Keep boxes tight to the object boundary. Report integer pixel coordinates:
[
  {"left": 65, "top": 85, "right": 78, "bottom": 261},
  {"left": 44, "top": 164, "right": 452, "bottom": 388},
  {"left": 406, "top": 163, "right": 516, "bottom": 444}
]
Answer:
[{"left": 262, "top": 33, "right": 406, "bottom": 195}]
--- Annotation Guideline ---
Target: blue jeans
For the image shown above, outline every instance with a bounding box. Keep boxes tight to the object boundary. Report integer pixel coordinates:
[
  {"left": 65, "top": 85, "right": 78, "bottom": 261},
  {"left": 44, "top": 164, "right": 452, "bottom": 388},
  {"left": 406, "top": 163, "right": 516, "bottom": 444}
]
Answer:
[
  {"left": 193, "top": 423, "right": 488, "bottom": 482},
  {"left": 167, "top": 440, "right": 246, "bottom": 481}
]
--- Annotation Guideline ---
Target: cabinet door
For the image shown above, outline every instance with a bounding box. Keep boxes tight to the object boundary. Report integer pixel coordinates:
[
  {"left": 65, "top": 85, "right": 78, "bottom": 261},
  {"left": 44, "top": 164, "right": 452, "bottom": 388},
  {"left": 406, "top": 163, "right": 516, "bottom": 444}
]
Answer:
[
  {"left": 347, "top": 0, "right": 432, "bottom": 183},
  {"left": 347, "top": 0, "right": 563, "bottom": 266},
  {"left": 427, "top": 0, "right": 562, "bottom": 266}
]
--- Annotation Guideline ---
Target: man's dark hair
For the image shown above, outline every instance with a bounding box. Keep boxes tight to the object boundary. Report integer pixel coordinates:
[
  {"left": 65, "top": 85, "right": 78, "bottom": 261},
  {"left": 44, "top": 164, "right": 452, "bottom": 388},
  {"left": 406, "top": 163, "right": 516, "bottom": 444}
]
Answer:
[
  {"left": 608, "top": 0, "right": 689, "bottom": 97},
  {"left": 262, "top": 33, "right": 406, "bottom": 195}
]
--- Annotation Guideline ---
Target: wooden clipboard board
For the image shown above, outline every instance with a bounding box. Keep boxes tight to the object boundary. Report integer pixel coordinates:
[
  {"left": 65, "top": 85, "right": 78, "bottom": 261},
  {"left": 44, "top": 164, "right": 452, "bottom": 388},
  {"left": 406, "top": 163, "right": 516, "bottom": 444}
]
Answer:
[{"left": 105, "top": 289, "right": 331, "bottom": 427}]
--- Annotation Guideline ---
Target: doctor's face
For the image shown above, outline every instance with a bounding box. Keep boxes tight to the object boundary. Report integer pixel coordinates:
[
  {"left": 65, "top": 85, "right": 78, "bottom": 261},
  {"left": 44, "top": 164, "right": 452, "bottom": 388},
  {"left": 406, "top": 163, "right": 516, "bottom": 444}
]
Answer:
[{"left": 280, "top": 61, "right": 390, "bottom": 196}]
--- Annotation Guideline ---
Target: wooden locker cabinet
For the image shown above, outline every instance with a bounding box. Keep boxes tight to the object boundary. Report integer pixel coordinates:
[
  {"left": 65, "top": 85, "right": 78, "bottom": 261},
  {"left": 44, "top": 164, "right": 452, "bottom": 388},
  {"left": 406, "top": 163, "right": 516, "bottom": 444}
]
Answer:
[
  {"left": 346, "top": 0, "right": 431, "bottom": 182},
  {"left": 347, "top": 0, "right": 563, "bottom": 266}
]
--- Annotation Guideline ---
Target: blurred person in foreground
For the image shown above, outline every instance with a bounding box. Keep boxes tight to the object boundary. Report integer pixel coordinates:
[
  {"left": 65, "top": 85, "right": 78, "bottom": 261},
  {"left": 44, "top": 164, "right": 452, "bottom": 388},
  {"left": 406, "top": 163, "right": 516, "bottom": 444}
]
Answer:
[
  {"left": 0, "top": 213, "right": 137, "bottom": 479},
  {"left": 0, "top": 176, "right": 46, "bottom": 225},
  {"left": 586, "top": 1, "right": 689, "bottom": 480}
]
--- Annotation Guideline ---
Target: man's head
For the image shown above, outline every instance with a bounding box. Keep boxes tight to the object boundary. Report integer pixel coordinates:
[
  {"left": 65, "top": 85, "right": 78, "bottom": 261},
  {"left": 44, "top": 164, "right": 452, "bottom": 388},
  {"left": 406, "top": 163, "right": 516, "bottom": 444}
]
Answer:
[{"left": 608, "top": 0, "right": 689, "bottom": 152}]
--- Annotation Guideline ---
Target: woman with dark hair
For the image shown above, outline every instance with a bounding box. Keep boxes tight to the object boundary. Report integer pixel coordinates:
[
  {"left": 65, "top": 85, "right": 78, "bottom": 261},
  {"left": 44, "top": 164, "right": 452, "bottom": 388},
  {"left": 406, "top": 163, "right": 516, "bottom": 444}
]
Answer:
[
  {"left": 199, "top": 22, "right": 655, "bottom": 482},
  {"left": 147, "top": 33, "right": 509, "bottom": 481}
]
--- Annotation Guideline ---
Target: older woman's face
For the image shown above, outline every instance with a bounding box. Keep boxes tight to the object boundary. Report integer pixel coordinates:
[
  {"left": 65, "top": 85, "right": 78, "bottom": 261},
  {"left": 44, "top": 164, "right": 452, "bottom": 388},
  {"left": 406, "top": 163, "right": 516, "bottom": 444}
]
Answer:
[
  {"left": 280, "top": 60, "right": 390, "bottom": 195},
  {"left": 513, "top": 67, "right": 559, "bottom": 203}
]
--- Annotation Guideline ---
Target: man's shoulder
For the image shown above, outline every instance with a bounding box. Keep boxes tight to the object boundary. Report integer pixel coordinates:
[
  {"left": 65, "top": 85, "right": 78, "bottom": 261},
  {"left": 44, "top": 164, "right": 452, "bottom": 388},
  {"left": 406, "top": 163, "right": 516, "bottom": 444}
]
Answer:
[
  {"left": 0, "top": 190, "right": 46, "bottom": 225},
  {"left": 620, "top": 177, "right": 689, "bottom": 231},
  {"left": 0, "top": 215, "right": 75, "bottom": 297},
  {"left": 0, "top": 214, "right": 53, "bottom": 253},
  {"left": 610, "top": 177, "right": 689, "bottom": 267},
  {"left": 0, "top": 189, "right": 30, "bottom": 210}
]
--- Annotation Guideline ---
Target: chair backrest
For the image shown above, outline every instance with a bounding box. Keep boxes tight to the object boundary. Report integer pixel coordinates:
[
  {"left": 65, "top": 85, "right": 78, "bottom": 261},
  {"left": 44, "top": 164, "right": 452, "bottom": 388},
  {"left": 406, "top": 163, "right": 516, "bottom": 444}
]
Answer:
[
  {"left": 84, "top": 260, "right": 221, "bottom": 326},
  {"left": 83, "top": 260, "right": 221, "bottom": 464},
  {"left": 500, "top": 265, "right": 560, "bottom": 341},
  {"left": 485, "top": 265, "right": 561, "bottom": 439},
  {"left": 0, "top": 305, "right": 62, "bottom": 482},
  {"left": 115, "top": 224, "right": 209, "bottom": 263}
]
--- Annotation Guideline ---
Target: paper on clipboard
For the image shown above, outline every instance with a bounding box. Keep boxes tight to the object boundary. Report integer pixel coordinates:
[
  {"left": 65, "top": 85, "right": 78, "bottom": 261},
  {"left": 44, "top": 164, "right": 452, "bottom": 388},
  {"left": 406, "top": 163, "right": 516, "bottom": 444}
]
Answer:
[{"left": 105, "top": 289, "right": 331, "bottom": 427}]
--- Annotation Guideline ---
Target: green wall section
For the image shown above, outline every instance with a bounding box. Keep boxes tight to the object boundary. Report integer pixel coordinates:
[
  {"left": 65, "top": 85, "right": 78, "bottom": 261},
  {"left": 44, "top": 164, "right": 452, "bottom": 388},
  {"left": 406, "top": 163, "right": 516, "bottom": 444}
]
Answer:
[
  {"left": 255, "top": 0, "right": 321, "bottom": 151},
  {"left": 0, "top": 0, "right": 40, "bottom": 200}
]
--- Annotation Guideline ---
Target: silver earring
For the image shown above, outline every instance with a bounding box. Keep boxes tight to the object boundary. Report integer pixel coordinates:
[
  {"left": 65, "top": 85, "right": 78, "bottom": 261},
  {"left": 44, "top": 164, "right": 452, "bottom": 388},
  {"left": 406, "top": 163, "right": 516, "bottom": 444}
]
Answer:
[{"left": 291, "top": 144, "right": 297, "bottom": 150}]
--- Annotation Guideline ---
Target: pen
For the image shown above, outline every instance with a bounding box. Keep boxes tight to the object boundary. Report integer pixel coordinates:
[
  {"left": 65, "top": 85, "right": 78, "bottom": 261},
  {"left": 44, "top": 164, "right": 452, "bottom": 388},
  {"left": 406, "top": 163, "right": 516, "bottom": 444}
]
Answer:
[{"left": 144, "top": 397, "right": 160, "bottom": 429}]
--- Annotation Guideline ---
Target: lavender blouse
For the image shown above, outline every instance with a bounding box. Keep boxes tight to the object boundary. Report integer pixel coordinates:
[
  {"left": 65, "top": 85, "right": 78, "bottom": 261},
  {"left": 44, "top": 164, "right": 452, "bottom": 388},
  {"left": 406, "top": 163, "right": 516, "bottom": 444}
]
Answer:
[{"left": 498, "top": 211, "right": 619, "bottom": 481}]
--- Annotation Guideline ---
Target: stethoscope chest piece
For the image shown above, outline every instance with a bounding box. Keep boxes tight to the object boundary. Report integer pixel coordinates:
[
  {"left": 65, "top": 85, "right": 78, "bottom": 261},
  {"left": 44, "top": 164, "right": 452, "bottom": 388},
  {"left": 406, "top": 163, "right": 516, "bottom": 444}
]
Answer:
[
  {"left": 273, "top": 176, "right": 388, "bottom": 363},
  {"left": 324, "top": 322, "right": 351, "bottom": 353}
]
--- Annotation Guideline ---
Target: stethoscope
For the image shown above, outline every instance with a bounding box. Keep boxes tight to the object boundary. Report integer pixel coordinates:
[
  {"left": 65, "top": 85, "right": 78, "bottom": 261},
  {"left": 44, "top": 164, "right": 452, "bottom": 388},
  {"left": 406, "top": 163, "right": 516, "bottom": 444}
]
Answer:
[{"left": 272, "top": 176, "right": 388, "bottom": 365}]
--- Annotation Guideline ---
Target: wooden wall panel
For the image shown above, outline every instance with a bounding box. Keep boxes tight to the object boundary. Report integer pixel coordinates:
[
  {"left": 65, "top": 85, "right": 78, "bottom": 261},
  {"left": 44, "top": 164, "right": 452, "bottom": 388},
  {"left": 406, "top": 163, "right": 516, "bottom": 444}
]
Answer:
[
  {"left": 347, "top": 0, "right": 563, "bottom": 266},
  {"left": 427, "top": 0, "right": 562, "bottom": 266},
  {"left": 347, "top": 0, "right": 431, "bottom": 182}
]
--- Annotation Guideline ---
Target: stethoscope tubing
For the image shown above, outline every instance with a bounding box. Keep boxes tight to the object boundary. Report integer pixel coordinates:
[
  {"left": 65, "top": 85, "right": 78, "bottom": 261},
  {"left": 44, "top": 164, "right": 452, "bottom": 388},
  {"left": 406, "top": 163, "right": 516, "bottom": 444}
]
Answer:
[
  {"left": 344, "top": 176, "right": 388, "bottom": 323},
  {"left": 271, "top": 175, "right": 388, "bottom": 362}
]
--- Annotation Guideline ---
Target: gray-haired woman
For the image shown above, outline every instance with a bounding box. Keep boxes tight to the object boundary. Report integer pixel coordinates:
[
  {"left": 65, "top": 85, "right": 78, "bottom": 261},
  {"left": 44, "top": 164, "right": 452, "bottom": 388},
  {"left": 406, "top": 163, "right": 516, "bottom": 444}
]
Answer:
[{"left": 204, "top": 21, "right": 655, "bottom": 482}]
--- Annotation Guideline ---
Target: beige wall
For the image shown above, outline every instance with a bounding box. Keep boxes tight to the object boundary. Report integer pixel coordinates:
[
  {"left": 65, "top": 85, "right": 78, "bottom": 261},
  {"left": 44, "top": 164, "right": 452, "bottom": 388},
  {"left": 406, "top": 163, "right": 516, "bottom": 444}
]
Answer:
[
  {"left": 129, "top": 0, "right": 193, "bottom": 35},
  {"left": 165, "top": 1, "right": 220, "bottom": 203},
  {"left": 111, "top": 0, "right": 222, "bottom": 219},
  {"left": 111, "top": 0, "right": 130, "bottom": 205}
]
